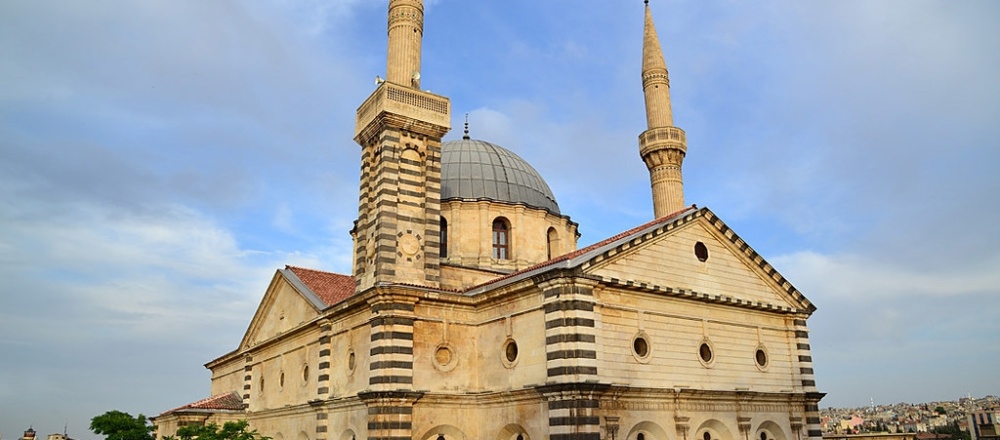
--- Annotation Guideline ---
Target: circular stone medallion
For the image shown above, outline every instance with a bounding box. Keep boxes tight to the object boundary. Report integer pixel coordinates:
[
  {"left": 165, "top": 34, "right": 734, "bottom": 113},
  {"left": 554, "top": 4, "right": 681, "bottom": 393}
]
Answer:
[{"left": 398, "top": 234, "right": 420, "bottom": 256}]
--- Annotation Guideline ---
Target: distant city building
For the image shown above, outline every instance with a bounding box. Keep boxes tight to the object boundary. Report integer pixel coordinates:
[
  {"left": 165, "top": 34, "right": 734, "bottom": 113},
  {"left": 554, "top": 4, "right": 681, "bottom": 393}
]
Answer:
[
  {"left": 969, "top": 410, "right": 1000, "bottom": 440},
  {"left": 46, "top": 433, "right": 75, "bottom": 440},
  {"left": 20, "top": 428, "right": 36, "bottom": 440}
]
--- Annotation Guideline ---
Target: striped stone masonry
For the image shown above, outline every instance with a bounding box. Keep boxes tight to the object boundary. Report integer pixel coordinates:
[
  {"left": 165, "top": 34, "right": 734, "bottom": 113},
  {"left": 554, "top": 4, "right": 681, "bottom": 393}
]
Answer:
[
  {"left": 536, "top": 383, "right": 610, "bottom": 440},
  {"left": 791, "top": 317, "right": 824, "bottom": 440},
  {"left": 316, "top": 321, "right": 333, "bottom": 398},
  {"left": 368, "top": 297, "right": 417, "bottom": 391},
  {"left": 538, "top": 278, "right": 604, "bottom": 440},
  {"left": 357, "top": 390, "right": 423, "bottom": 440},
  {"left": 242, "top": 355, "right": 253, "bottom": 404},
  {"left": 541, "top": 278, "right": 599, "bottom": 382},
  {"left": 352, "top": 118, "right": 449, "bottom": 292}
]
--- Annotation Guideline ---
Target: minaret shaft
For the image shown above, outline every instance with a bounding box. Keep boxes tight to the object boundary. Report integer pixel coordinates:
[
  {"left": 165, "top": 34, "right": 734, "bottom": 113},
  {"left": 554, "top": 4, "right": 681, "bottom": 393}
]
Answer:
[
  {"left": 639, "top": 3, "right": 687, "bottom": 218},
  {"left": 386, "top": 0, "right": 423, "bottom": 88}
]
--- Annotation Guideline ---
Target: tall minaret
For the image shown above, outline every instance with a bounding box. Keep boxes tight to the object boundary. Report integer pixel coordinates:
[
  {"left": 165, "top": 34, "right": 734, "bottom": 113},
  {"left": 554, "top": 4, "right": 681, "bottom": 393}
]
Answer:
[
  {"left": 639, "top": 0, "right": 688, "bottom": 218},
  {"left": 352, "top": 0, "right": 451, "bottom": 292}
]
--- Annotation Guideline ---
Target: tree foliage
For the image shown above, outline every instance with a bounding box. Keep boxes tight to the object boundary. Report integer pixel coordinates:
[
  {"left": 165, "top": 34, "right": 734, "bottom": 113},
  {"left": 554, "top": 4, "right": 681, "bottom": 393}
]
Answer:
[
  {"left": 90, "top": 411, "right": 155, "bottom": 440},
  {"left": 167, "top": 420, "right": 269, "bottom": 440}
]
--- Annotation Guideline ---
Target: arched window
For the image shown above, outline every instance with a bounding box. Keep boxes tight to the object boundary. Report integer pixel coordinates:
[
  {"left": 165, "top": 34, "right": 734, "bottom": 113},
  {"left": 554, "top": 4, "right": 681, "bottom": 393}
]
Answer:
[
  {"left": 440, "top": 217, "right": 448, "bottom": 258},
  {"left": 546, "top": 227, "right": 558, "bottom": 260},
  {"left": 492, "top": 217, "right": 510, "bottom": 260}
]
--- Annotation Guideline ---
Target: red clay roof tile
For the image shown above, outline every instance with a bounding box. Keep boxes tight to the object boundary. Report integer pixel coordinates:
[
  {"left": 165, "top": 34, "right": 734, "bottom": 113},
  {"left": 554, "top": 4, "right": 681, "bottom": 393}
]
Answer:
[
  {"left": 159, "top": 391, "right": 245, "bottom": 416},
  {"left": 286, "top": 266, "right": 355, "bottom": 307}
]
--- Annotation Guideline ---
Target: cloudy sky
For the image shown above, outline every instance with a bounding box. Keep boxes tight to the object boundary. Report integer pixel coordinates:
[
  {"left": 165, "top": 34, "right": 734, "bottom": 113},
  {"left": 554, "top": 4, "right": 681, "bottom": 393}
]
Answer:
[{"left": 2, "top": 0, "right": 998, "bottom": 438}]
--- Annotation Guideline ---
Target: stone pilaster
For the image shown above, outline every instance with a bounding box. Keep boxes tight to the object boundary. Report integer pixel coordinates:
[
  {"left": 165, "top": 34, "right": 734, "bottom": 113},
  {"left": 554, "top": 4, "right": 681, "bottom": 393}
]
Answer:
[
  {"left": 242, "top": 355, "right": 253, "bottom": 404},
  {"left": 538, "top": 277, "right": 603, "bottom": 440},
  {"left": 792, "top": 317, "right": 824, "bottom": 440},
  {"left": 358, "top": 390, "right": 423, "bottom": 440},
  {"left": 541, "top": 278, "right": 599, "bottom": 382},
  {"left": 367, "top": 294, "right": 417, "bottom": 391}
]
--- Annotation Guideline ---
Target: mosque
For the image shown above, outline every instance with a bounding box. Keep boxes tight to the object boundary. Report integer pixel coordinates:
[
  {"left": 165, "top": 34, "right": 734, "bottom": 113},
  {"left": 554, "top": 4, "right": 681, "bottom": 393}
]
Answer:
[{"left": 154, "top": 2, "right": 824, "bottom": 440}]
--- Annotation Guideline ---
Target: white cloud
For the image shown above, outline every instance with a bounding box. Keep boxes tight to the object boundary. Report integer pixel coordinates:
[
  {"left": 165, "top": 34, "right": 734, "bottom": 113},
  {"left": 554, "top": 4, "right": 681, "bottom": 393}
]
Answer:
[{"left": 774, "top": 251, "right": 1000, "bottom": 301}]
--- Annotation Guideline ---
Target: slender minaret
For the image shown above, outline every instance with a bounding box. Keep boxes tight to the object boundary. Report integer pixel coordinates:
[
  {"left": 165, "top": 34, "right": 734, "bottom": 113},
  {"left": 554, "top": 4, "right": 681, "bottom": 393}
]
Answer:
[
  {"left": 386, "top": 0, "right": 423, "bottom": 88},
  {"left": 639, "top": 0, "right": 688, "bottom": 218},
  {"left": 352, "top": 0, "right": 451, "bottom": 292}
]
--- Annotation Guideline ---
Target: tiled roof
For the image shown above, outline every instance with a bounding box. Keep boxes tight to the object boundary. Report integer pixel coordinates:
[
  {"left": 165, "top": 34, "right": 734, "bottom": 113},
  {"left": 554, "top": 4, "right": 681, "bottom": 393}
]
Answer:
[
  {"left": 286, "top": 266, "right": 355, "bottom": 306},
  {"left": 159, "top": 392, "right": 245, "bottom": 416}
]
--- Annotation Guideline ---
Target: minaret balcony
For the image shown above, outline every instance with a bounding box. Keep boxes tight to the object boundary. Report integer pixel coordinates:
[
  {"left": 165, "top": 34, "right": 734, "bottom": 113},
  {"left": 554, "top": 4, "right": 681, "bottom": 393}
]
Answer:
[
  {"left": 355, "top": 82, "right": 451, "bottom": 141},
  {"left": 639, "top": 126, "right": 687, "bottom": 158}
]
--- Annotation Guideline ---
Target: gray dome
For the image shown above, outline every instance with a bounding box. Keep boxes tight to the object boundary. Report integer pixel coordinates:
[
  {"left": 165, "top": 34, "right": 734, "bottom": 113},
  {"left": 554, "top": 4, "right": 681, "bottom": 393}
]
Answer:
[{"left": 441, "top": 138, "right": 560, "bottom": 214}]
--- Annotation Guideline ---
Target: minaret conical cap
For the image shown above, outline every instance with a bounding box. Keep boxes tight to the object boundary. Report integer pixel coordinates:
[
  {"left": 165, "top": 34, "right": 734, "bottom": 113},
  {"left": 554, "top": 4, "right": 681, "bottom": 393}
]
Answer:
[
  {"left": 641, "top": 1, "right": 674, "bottom": 128},
  {"left": 642, "top": 3, "right": 669, "bottom": 78}
]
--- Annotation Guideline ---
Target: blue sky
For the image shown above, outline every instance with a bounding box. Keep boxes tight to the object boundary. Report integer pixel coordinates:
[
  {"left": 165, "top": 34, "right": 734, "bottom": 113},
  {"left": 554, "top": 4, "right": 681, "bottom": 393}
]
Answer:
[{"left": 2, "top": 1, "right": 999, "bottom": 438}]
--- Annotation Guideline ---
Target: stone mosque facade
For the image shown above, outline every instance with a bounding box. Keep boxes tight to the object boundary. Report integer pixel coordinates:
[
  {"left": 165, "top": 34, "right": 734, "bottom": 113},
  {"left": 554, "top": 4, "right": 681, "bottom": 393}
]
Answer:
[{"left": 154, "top": 2, "right": 825, "bottom": 440}]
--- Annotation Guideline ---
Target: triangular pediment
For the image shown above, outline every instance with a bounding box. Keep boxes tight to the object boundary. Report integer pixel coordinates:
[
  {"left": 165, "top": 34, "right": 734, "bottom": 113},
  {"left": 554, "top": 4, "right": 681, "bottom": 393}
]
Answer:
[
  {"left": 582, "top": 208, "right": 814, "bottom": 313},
  {"left": 239, "top": 269, "right": 326, "bottom": 349}
]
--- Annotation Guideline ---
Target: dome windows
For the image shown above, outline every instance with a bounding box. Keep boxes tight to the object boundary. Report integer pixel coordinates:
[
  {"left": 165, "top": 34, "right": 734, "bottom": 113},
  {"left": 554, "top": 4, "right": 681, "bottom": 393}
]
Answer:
[
  {"left": 546, "top": 227, "right": 558, "bottom": 260},
  {"left": 492, "top": 217, "right": 510, "bottom": 260},
  {"left": 440, "top": 217, "right": 448, "bottom": 258}
]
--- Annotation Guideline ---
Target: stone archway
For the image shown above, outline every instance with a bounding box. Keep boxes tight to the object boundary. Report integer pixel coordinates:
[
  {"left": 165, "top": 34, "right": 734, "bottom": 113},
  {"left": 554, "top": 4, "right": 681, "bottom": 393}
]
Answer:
[
  {"left": 695, "top": 419, "right": 736, "bottom": 440},
  {"left": 625, "top": 421, "right": 671, "bottom": 440},
  {"left": 495, "top": 423, "right": 530, "bottom": 440},
  {"left": 756, "top": 421, "right": 788, "bottom": 440},
  {"left": 417, "top": 424, "right": 468, "bottom": 440}
]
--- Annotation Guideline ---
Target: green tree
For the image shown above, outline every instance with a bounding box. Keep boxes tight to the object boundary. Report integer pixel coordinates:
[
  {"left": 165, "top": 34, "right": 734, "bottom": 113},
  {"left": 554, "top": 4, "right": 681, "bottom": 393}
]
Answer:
[
  {"left": 168, "top": 421, "right": 269, "bottom": 440},
  {"left": 90, "top": 411, "right": 155, "bottom": 440},
  {"left": 935, "top": 406, "right": 947, "bottom": 415}
]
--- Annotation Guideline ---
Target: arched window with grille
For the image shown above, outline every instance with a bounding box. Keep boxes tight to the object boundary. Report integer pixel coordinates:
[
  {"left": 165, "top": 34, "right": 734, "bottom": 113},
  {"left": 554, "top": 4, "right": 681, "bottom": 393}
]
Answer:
[{"left": 492, "top": 217, "right": 510, "bottom": 260}]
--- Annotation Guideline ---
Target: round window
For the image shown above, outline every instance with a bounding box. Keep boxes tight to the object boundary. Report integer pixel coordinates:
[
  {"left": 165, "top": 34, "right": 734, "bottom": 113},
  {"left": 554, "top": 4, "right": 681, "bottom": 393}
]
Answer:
[
  {"left": 506, "top": 340, "right": 519, "bottom": 362},
  {"left": 348, "top": 349, "right": 356, "bottom": 372},
  {"left": 694, "top": 242, "right": 709, "bottom": 262},
  {"left": 634, "top": 337, "right": 649, "bottom": 357},
  {"left": 631, "top": 333, "right": 652, "bottom": 363},
  {"left": 699, "top": 342, "right": 714, "bottom": 364},
  {"left": 755, "top": 347, "right": 768, "bottom": 368},
  {"left": 502, "top": 338, "right": 519, "bottom": 367}
]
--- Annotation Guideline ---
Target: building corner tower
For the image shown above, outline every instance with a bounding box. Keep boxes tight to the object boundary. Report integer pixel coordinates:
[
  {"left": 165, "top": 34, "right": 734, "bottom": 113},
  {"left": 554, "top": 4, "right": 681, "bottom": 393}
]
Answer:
[
  {"left": 639, "top": 1, "right": 688, "bottom": 218},
  {"left": 352, "top": 0, "right": 451, "bottom": 292}
]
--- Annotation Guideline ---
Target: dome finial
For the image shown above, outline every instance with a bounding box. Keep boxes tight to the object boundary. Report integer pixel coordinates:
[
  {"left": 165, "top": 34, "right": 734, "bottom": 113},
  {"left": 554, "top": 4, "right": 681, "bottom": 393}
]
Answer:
[{"left": 463, "top": 113, "right": 470, "bottom": 140}]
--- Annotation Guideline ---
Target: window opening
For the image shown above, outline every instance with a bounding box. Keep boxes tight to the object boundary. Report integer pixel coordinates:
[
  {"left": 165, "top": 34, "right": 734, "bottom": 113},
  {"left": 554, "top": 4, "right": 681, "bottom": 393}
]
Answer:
[
  {"left": 700, "top": 342, "right": 714, "bottom": 363},
  {"left": 694, "top": 241, "right": 709, "bottom": 262},
  {"left": 493, "top": 218, "right": 510, "bottom": 260},
  {"left": 546, "top": 227, "right": 558, "bottom": 260},
  {"left": 440, "top": 217, "right": 448, "bottom": 258},
  {"left": 634, "top": 336, "right": 649, "bottom": 358},
  {"left": 756, "top": 348, "right": 768, "bottom": 368},
  {"left": 504, "top": 339, "right": 519, "bottom": 363}
]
